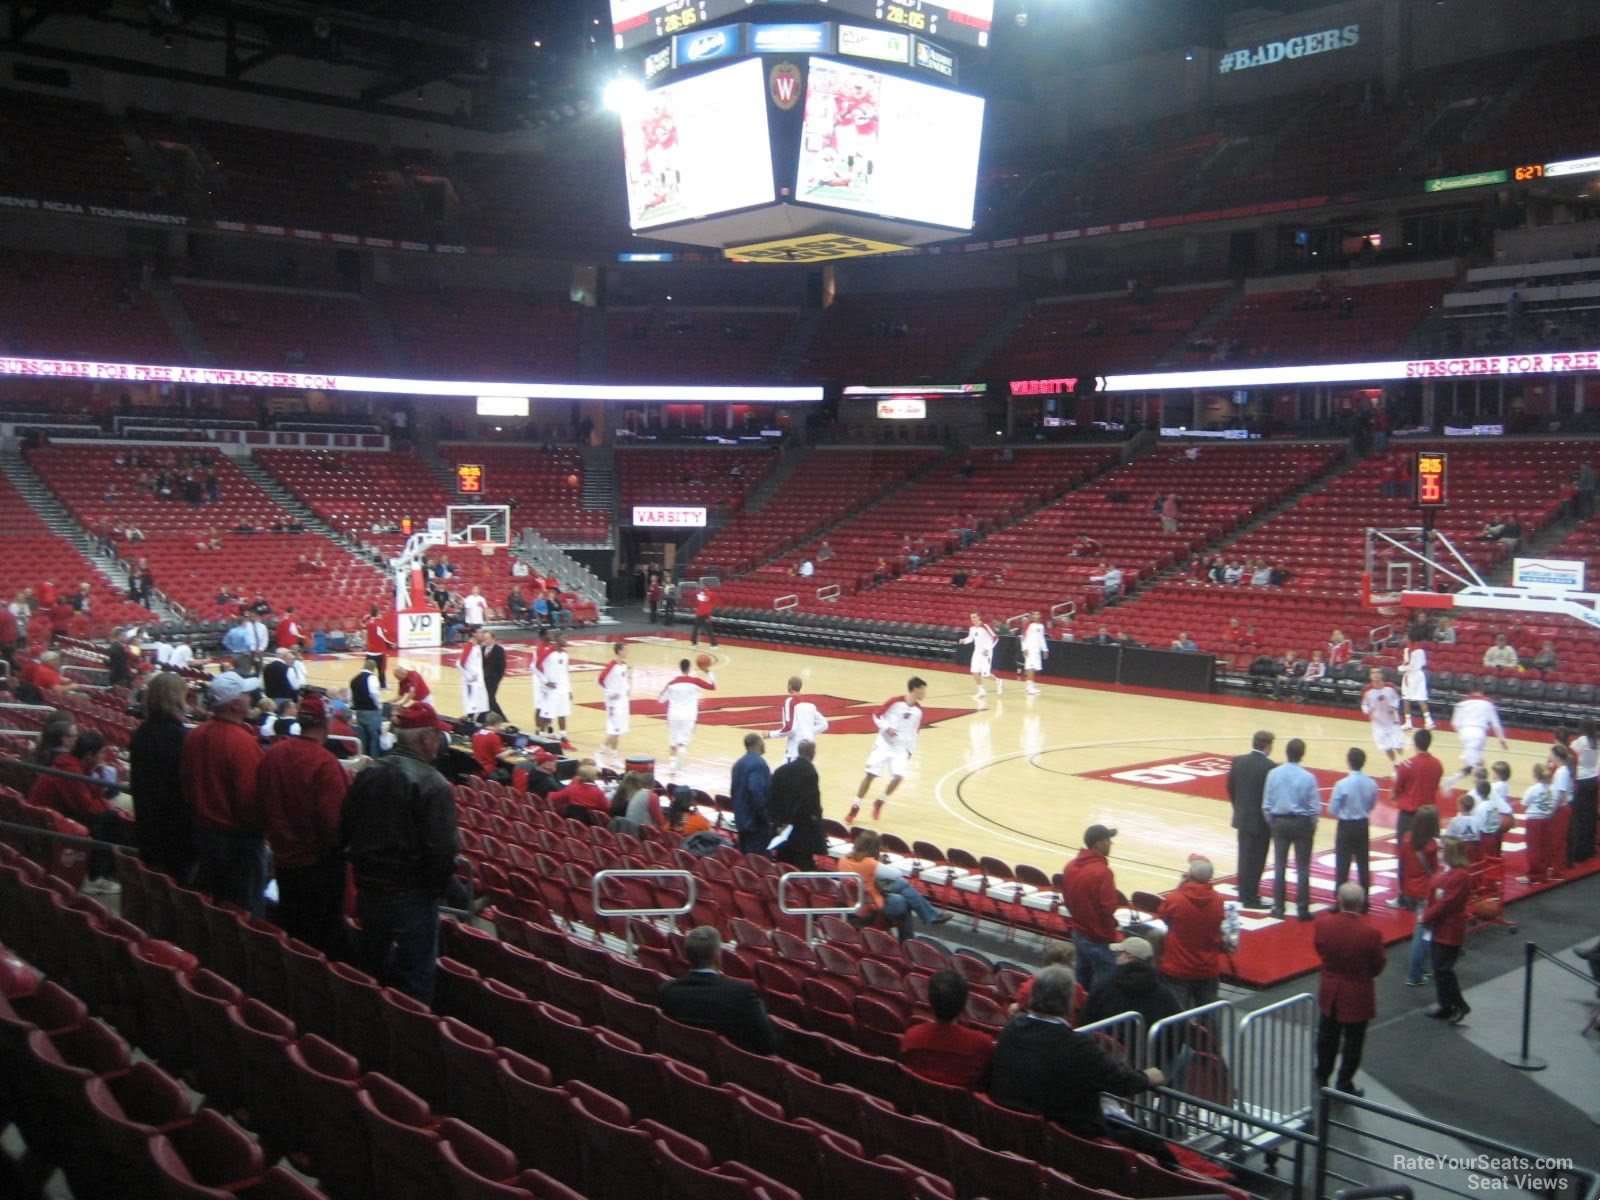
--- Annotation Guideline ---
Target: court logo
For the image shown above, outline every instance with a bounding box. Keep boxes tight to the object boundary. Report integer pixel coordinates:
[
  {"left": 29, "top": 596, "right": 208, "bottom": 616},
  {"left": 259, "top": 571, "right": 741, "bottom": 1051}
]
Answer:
[
  {"left": 770, "top": 62, "right": 802, "bottom": 109},
  {"left": 1079, "top": 754, "right": 1345, "bottom": 802}
]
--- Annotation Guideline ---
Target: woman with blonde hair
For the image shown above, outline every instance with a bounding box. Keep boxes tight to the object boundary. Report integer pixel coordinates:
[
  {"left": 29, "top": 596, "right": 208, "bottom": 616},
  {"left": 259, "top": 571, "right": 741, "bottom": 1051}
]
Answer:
[{"left": 130, "top": 671, "right": 194, "bottom": 880}]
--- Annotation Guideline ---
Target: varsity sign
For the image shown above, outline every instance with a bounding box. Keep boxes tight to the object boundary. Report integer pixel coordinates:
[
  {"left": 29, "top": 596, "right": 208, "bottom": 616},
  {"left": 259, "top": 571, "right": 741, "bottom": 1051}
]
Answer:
[
  {"left": 1218, "top": 24, "right": 1359, "bottom": 73},
  {"left": 632, "top": 506, "right": 708, "bottom": 528}
]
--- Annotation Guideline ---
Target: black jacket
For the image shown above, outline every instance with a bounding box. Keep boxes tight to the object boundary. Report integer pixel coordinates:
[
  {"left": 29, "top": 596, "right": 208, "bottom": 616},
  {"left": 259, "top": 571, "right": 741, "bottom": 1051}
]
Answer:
[
  {"left": 107, "top": 641, "right": 132, "bottom": 688},
  {"left": 262, "top": 660, "right": 295, "bottom": 701},
  {"left": 989, "top": 1015, "right": 1155, "bottom": 1139},
  {"left": 1080, "top": 959, "right": 1181, "bottom": 1032},
  {"left": 339, "top": 746, "right": 458, "bottom": 896},
  {"left": 1227, "top": 749, "right": 1275, "bottom": 835},
  {"left": 128, "top": 713, "right": 192, "bottom": 877},
  {"left": 483, "top": 643, "right": 507, "bottom": 693},
  {"left": 658, "top": 971, "right": 780, "bottom": 1055},
  {"left": 767, "top": 758, "right": 825, "bottom": 857}
]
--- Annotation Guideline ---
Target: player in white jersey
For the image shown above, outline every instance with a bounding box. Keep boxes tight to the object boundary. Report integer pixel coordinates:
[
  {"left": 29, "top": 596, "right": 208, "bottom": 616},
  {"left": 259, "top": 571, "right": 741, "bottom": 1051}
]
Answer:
[
  {"left": 1020, "top": 610, "right": 1048, "bottom": 695},
  {"left": 770, "top": 674, "right": 829, "bottom": 763},
  {"left": 537, "top": 632, "right": 576, "bottom": 750},
  {"left": 846, "top": 676, "right": 928, "bottom": 823},
  {"left": 657, "top": 657, "right": 715, "bottom": 773},
  {"left": 597, "top": 641, "right": 630, "bottom": 768},
  {"left": 1448, "top": 688, "right": 1507, "bottom": 783},
  {"left": 1399, "top": 637, "right": 1434, "bottom": 729},
  {"left": 1360, "top": 667, "right": 1406, "bottom": 762},
  {"left": 962, "top": 612, "right": 1002, "bottom": 698}
]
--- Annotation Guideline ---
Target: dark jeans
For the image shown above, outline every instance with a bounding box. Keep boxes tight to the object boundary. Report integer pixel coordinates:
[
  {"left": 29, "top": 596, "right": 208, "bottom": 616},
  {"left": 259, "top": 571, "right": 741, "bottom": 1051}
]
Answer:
[
  {"left": 1431, "top": 941, "right": 1464, "bottom": 1015},
  {"left": 355, "top": 887, "right": 440, "bottom": 1005},
  {"left": 277, "top": 859, "right": 350, "bottom": 959},
  {"left": 1394, "top": 808, "right": 1416, "bottom": 847},
  {"left": 1333, "top": 820, "right": 1371, "bottom": 900},
  {"left": 1167, "top": 976, "right": 1219, "bottom": 1012},
  {"left": 1270, "top": 814, "right": 1316, "bottom": 913},
  {"left": 1073, "top": 933, "right": 1118, "bottom": 993},
  {"left": 1569, "top": 778, "right": 1597, "bottom": 865},
  {"left": 690, "top": 615, "right": 717, "bottom": 646},
  {"left": 736, "top": 830, "right": 771, "bottom": 856},
  {"left": 355, "top": 710, "right": 383, "bottom": 757},
  {"left": 83, "top": 810, "right": 135, "bottom": 881},
  {"left": 1316, "top": 1014, "right": 1368, "bottom": 1088},
  {"left": 193, "top": 827, "right": 268, "bottom": 918},
  {"left": 371, "top": 654, "right": 387, "bottom": 690},
  {"left": 1236, "top": 824, "right": 1269, "bottom": 906}
]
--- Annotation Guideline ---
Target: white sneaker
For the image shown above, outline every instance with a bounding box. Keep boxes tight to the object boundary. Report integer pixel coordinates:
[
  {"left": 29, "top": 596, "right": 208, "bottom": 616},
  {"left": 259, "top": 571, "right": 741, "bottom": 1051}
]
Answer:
[
  {"left": 974, "top": 687, "right": 985, "bottom": 699},
  {"left": 1026, "top": 686, "right": 1040, "bottom": 695},
  {"left": 85, "top": 878, "right": 122, "bottom": 895},
  {"left": 995, "top": 680, "right": 1003, "bottom": 693},
  {"left": 1425, "top": 718, "right": 1437, "bottom": 730}
]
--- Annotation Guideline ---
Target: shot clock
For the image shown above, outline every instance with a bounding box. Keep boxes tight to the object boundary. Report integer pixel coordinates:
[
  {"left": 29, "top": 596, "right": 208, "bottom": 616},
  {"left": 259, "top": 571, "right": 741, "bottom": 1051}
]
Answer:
[
  {"left": 455, "top": 463, "right": 485, "bottom": 496},
  {"left": 1415, "top": 451, "right": 1447, "bottom": 508}
]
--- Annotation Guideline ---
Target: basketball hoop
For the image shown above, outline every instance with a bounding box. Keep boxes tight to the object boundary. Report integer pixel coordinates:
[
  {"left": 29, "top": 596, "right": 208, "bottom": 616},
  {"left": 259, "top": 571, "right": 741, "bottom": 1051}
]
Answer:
[{"left": 477, "top": 543, "right": 497, "bottom": 558}]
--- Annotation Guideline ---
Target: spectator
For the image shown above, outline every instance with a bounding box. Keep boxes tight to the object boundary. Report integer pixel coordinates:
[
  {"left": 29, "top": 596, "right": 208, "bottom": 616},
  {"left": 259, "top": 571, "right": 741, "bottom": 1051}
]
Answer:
[
  {"left": 129, "top": 671, "right": 195, "bottom": 882},
  {"left": 1314, "top": 882, "right": 1386, "bottom": 1097},
  {"left": 1273, "top": 649, "right": 1307, "bottom": 701},
  {"left": 1170, "top": 631, "right": 1198, "bottom": 652},
  {"left": 730, "top": 732, "right": 772, "bottom": 855},
  {"left": 1062, "top": 824, "right": 1120, "bottom": 990},
  {"left": 658, "top": 925, "right": 780, "bottom": 1055},
  {"left": 30, "top": 730, "right": 131, "bottom": 892},
  {"left": 1080, "top": 935, "right": 1181, "bottom": 1031},
  {"left": 840, "top": 830, "right": 950, "bottom": 941},
  {"left": 339, "top": 702, "right": 459, "bottom": 1004},
  {"left": 181, "top": 673, "right": 267, "bottom": 916},
  {"left": 1327, "top": 629, "right": 1353, "bottom": 666},
  {"left": 552, "top": 763, "right": 615, "bottom": 824},
  {"left": 900, "top": 969, "right": 995, "bottom": 1089},
  {"left": 1159, "top": 494, "right": 1180, "bottom": 534},
  {"left": 1531, "top": 640, "right": 1558, "bottom": 674},
  {"left": 1091, "top": 563, "right": 1124, "bottom": 601},
  {"left": 1421, "top": 839, "right": 1474, "bottom": 1024},
  {"left": 1482, "top": 634, "right": 1519, "bottom": 670},
  {"left": 1299, "top": 650, "right": 1329, "bottom": 702},
  {"left": 988, "top": 966, "right": 1173, "bottom": 1165},
  {"left": 1157, "top": 858, "right": 1231, "bottom": 1010},
  {"left": 767, "top": 739, "right": 826, "bottom": 871}
]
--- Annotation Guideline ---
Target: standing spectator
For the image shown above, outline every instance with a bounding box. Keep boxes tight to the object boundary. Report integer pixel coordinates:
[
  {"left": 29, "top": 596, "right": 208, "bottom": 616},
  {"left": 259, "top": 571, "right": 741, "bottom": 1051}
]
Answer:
[
  {"left": 646, "top": 574, "right": 662, "bottom": 623},
  {"left": 988, "top": 967, "right": 1173, "bottom": 1165},
  {"left": 350, "top": 655, "right": 384, "bottom": 756},
  {"left": 657, "top": 926, "right": 779, "bottom": 1055},
  {"left": 259, "top": 694, "right": 350, "bottom": 957},
  {"left": 394, "top": 664, "right": 430, "bottom": 707},
  {"left": 1159, "top": 493, "right": 1180, "bottom": 533},
  {"left": 1519, "top": 763, "right": 1558, "bottom": 884},
  {"left": 1314, "top": 883, "right": 1387, "bottom": 1097},
  {"left": 730, "top": 732, "right": 772, "bottom": 855},
  {"left": 1421, "top": 839, "right": 1475, "bottom": 1024},
  {"left": 689, "top": 583, "right": 718, "bottom": 647},
  {"left": 1328, "top": 747, "right": 1378, "bottom": 902},
  {"left": 1062, "top": 824, "right": 1121, "bottom": 991},
  {"left": 479, "top": 629, "right": 507, "bottom": 720},
  {"left": 181, "top": 674, "right": 267, "bottom": 916},
  {"left": 1570, "top": 718, "right": 1598, "bottom": 867},
  {"left": 1476, "top": 762, "right": 1516, "bottom": 858},
  {"left": 129, "top": 671, "right": 194, "bottom": 882},
  {"left": 339, "top": 702, "right": 459, "bottom": 1004},
  {"left": 1391, "top": 728, "right": 1443, "bottom": 844},
  {"left": 1397, "top": 806, "right": 1440, "bottom": 984},
  {"left": 1227, "top": 731, "right": 1275, "bottom": 909},
  {"left": 1549, "top": 743, "right": 1575, "bottom": 873},
  {"left": 767, "top": 739, "right": 825, "bottom": 870},
  {"left": 901, "top": 970, "right": 994, "bottom": 1088},
  {"left": 364, "top": 606, "right": 395, "bottom": 689},
  {"left": 1157, "top": 858, "right": 1230, "bottom": 1010},
  {"left": 1263, "top": 737, "right": 1320, "bottom": 921}
]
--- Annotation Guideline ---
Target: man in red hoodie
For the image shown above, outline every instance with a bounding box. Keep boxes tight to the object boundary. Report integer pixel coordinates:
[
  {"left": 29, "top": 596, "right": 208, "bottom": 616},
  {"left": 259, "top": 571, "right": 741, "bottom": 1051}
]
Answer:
[
  {"left": 1063, "top": 823, "right": 1120, "bottom": 992},
  {"left": 1157, "top": 857, "right": 1229, "bottom": 1010},
  {"left": 181, "top": 672, "right": 267, "bottom": 916}
]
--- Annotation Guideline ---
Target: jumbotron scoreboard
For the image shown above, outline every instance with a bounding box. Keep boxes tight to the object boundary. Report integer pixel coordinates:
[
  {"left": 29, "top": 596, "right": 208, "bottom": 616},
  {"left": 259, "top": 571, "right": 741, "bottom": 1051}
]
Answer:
[{"left": 607, "top": 0, "right": 994, "bottom": 259}]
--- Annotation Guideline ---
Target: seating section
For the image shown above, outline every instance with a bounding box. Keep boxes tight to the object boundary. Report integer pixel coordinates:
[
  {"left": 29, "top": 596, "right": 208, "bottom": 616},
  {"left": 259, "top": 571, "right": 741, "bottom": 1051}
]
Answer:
[
  {"left": 174, "top": 284, "right": 388, "bottom": 373},
  {"left": 721, "top": 448, "right": 1120, "bottom": 614},
  {"left": 1204, "top": 279, "right": 1449, "bottom": 365},
  {"left": 0, "top": 252, "right": 187, "bottom": 364},
  {"left": 1439, "top": 37, "right": 1600, "bottom": 176},
  {"left": 984, "top": 287, "right": 1229, "bottom": 379},
  {"left": 699, "top": 449, "right": 939, "bottom": 588},
  {"left": 436, "top": 444, "right": 608, "bottom": 544},
  {"left": 1110, "top": 441, "right": 1588, "bottom": 662},
  {"left": 797, "top": 289, "right": 1015, "bottom": 383},
  {"left": 377, "top": 287, "right": 582, "bottom": 380},
  {"left": 26, "top": 444, "right": 388, "bottom": 624},
  {"left": 0, "top": 89, "right": 162, "bottom": 210},
  {"left": 448, "top": 148, "right": 629, "bottom": 251},
  {"left": 788, "top": 444, "right": 1337, "bottom": 629},
  {"left": 615, "top": 448, "right": 776, "bottom": 518},
  {"left": 0, "top": 473, "right": 153, "bottom": 639},
  {"left": 603, "top": 310, "right": 798, "bottom": 382},
  {"left": 255, "top": 448, "right": 457, "bottom": 560}
]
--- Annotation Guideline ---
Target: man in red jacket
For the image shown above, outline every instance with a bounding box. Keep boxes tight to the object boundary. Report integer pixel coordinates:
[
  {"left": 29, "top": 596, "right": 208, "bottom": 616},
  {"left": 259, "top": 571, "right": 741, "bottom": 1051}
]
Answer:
[
  {"left": 276, "top": 607, "right": 307, "bottom": 650},
  {"left": 1421, "top": 839, "right": 1475, "bottom": 1024},
  {"left": 181, "top": 672, "right": 267, "bottom": 916},
  {"left": 259, "top": 693, "right": 350, "bottom": 956},
  {"left": 1063, "top": 824, "right": 1120, "bottom": 992},
  {"left": 1391, "top": 728, "right": 1443, "bottom": 843},
  {"left": 1314, "top": 882, "right": 1387, "bottom": 1096},
  {"left": 690, "top": 584, "right": 718, "bottom": 647},
  {"left": 1157, "top": 857, "right": 1229, "bottom": 1010}
]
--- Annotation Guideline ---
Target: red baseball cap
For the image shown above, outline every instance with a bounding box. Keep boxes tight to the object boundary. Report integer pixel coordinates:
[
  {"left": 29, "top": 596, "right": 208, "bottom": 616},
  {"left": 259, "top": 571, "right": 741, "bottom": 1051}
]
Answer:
[{"left": 393, "top": 702, "right": 451, "bottom": 732}]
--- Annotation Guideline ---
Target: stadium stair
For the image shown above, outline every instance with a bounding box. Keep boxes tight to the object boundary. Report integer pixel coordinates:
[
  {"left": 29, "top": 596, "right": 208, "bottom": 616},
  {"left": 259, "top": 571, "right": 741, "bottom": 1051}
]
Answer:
[
  {"left": 233, "top": 458, "right": 388, "bottom": 572},
  {"left": 949, "top": 298, "right": 1033, "bottom": 381},
  {"left": 741, "top": 445, "right": 815, "bottom": 514},
  {"left": 771, "top": 309, "right": 824, "bottom": 381},
  {"left": 359, "top": 296, "right": 411, "bottom": 376},
  {"left": 146, "top": 276, "right": 214, "bottom": 365},
  {"left": 577, "top": 444, "right": 617, "bottom": 536},
  {"left": 0, "top": 451, "right": 183, "bottom": 624}
]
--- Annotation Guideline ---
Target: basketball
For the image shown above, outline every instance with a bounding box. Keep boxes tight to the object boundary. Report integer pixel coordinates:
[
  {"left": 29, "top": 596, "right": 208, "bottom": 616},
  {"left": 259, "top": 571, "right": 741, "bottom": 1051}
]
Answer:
[{"left": 695, "top": 653, "right": 713, "bottom": 671}]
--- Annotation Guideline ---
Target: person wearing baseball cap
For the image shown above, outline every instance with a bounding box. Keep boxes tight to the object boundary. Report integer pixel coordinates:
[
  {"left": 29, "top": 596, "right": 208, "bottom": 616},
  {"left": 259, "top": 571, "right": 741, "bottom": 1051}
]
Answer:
[
  {"left": 1062, "top": 823, "right": 1121, "bottom": 993},
  {"left": 1079, "top": 934, "right": 1181, "bottom": 1035},
  {"left": 338, "top": 699, "right": 459, "bottom": 1004},
  {"left": 259, "top": 693, "right": 350, "bottom": 956},
  {"left": 524, "top": 747, "right": 562, "bottom": 800},
  {"left": 180, "top": 669, "right": 267, "bottom": 916}
]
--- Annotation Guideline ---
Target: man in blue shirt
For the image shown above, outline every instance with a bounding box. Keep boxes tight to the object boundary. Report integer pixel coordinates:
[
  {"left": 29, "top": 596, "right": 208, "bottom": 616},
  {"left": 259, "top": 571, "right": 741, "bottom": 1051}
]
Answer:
[
  {"left": 1263, "top": 737, "right": 1321, "bottom": 920},
  {"left": 730, "top": 732, "right": 772, "bottom": 855},
  {"left": 1327, "top": 746, "right": 1378, "bottom": 906}
]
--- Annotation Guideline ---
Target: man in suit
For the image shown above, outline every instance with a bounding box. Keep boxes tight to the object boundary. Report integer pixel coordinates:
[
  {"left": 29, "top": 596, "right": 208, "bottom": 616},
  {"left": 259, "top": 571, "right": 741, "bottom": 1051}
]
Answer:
[
  {"left": 730, "top": 733, "right": 772, "bottom": 856},
  {"left": 1313, "top": 883, "right": 1387, "bottom": 1096},
  {"left": 479, "top": 629, "right": 507, "bottom": 719},
  {"left": 658, "top": 926, "right": 780, "bottom": 1054},
  {"left": 1227, "top": 730, "right": 1275, "bottom": 909},
  {"left": 767, "top": 739, "right": 825, "bottom": 869}
]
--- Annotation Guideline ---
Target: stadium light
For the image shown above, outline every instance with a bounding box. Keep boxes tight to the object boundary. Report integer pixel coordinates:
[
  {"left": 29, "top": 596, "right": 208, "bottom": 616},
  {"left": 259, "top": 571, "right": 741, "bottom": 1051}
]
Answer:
[{"left": 603, "top": 75, "right": 644, "bottom": 112}]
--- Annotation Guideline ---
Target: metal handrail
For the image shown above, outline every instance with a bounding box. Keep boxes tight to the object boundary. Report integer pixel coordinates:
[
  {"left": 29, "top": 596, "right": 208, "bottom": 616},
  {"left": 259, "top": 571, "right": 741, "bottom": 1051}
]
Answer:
[
  {"left": 591, "top": 868, "right": 698, "bottom": 919},
  {"left": 776, "top": 869, "right": 864, "bottom": 943},
  {"left": 773, "top": 593, "right": 799, "bottom": 611},
  {"left": 815, "top": 584, "right": 840, "bottom": 603},
  {"left": 1074, "top": 1010, "right": 1148, "bottom": 1072}
]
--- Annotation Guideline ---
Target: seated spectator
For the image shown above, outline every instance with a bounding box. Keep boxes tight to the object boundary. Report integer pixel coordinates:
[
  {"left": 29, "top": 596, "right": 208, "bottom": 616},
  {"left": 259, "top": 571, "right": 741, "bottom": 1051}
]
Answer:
[
  {"left": 1298, "top": 650, "right": 1328, "bottom": 701},
  {"left": 900, "top": 969, "right": 995, "bottom": 1088},
  {"left": 795, "top": 559, "right": 815, "bottom": 578},
  {"left": 30, "top": 729, "right": 130, "bottom": 892},
  {"left": 1008, "top": 942, "right": 1087, "bottom": 1020},
  {"left": 1222, "top": 561, "right": 1244, "bottom": 584},
  {"left": 657, "top": 925, "right": 779, "bottom": 1055},
  {"left": 1481, "top": 514, "right": 1509, "bottom": 541},
  {"left": 1328, "top": 629, "right": 1353, "bottom": 665},
  {"left": 1434, "top": 616, "right": 1457, "bottom": 644},
  {"left": 665, "top": 786, "right": 717, "bottom": 837},
  {"left": 1274, "top": 650, "right": 1307, "bottom": 701},
  {"left": 840, "top": 830, "right": 950, "bottom": 941},
  {"left": 1170, "top": 631, "right": 1198, "bottom": 652},
  {"left": 1091, "top": 563, "right": 1124, "bottom": 600},
  {"left": 507, "top": 587, "right": 531, "bottom": 623},
  {"left": 471, "top": 713, "right": 518, "bottom": 784},
  {"left": 1079, "top": 935, "right": 1181, "bottom": 1032},
  {"left": 817, "top": 540, "right": 835, "bottom": 562},
  {"left": 1482, "top": 635, "right": 1519, "bottom": 670},
  {"left": 1088, "top": 625, "right": 1116, "bottom": 645},
  {"left": 1530, "top": 640, "right": 1558, "bottom": 674},
  {"left": 1069, "top": 534, "right": 1101, "bottom": 558},
  {"left": 1223, "top": 617, "right": 1246, "bottom": 646},
  {"left": 1249, "top": 653, "right": 1281, "bottom": 693},
  {"left": 551, "top": 763, "right": 612, "bottom": 822},
  {"left": 1250, "top": 561, "right": 1274, "bottom": 587},
  {"left": 1115, "top": 630, "right": 1142, "bottom": 649}
]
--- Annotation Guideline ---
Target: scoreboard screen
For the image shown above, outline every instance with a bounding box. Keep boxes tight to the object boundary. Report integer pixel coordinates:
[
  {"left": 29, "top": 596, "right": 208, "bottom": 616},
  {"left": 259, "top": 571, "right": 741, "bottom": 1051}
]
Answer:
[
  {"left": 828, "top": 0, "right": 995, "bottom": 48},
  {"left": 619, "top": 57, "right": 776, "bottom": 231},
  {"left": 610, "top": 0, "right": 746, "bottom": 50},
  {"left": 795, "top": 57, "right": 984, "bottom": 231}
]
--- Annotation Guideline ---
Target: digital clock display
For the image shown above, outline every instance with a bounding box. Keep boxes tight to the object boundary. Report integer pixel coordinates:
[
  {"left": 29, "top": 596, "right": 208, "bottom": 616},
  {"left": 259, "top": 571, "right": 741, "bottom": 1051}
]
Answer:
[
  {"left": 841, "top": 0, "right": 994, "bottom": 48},
  {"left": 1415, "top": 451, "right": 1447, "bottom": 508},
  {"left": 1513, "top": 163, "right": 1545, "bottom": 181},
  {"left": 456, "top": 463, "right": 486, "bottom": 496}
]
